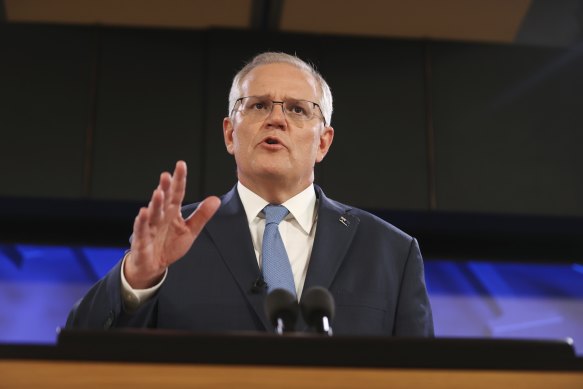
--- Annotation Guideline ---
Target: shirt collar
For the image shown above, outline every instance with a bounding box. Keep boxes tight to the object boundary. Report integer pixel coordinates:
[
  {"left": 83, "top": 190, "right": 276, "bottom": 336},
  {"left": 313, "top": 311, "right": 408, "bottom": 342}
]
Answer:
[{"left": 237, "top": 182, "right": 317, "bottom": 234}]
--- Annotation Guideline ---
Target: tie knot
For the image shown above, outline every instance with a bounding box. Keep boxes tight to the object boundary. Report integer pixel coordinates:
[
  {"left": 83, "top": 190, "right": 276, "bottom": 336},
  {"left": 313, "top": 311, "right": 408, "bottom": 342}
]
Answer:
[{"left": 264, "top": 204, "right": 289, "bottom": 225}]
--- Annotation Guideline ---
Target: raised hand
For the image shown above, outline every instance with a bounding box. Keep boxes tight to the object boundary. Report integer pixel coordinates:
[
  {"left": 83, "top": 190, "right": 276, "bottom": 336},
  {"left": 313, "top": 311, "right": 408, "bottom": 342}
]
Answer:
[{"left": 124, "top": 161, "right": 220, "bottom": 289}]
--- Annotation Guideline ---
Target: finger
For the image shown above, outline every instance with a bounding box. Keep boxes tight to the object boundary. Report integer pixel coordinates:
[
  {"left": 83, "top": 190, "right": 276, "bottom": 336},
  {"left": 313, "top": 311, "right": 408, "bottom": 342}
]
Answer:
[
  {"left": 148, "top": 187, "right": 165, "bottom": 226},
  {"left": 132, "top": 207, "right": 150, "bottom": 249},
  {"left": 159, "top": 171, "right": 172, "bottom": 208},
  {"left": 168, "top": 160, "right": 187, "bottom": 208},
  {"left": 184, "top": 196, "right": 221, "bottom": 237}
]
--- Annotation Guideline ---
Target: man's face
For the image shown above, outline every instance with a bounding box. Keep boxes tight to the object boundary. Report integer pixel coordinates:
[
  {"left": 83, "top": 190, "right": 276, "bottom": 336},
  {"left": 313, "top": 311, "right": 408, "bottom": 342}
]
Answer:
[{"left": 223, "top": 63, "right": 334, "bottom": 195}]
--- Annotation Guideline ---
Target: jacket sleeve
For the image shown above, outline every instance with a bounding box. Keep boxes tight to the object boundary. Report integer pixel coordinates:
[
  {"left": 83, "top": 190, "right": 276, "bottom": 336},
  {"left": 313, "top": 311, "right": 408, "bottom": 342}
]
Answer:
[
  {"left": 65, "top": 259, "right": 158, "bottom": 329},
  {"left": 393, "top": 238, "right": 434, "bottom": 336}
]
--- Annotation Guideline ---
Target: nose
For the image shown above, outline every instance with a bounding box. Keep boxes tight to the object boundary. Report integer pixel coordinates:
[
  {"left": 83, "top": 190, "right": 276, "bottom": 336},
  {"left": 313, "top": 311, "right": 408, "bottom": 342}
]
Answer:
[{"left": 265, "top": 101, "right": 287, "bottom": 126}]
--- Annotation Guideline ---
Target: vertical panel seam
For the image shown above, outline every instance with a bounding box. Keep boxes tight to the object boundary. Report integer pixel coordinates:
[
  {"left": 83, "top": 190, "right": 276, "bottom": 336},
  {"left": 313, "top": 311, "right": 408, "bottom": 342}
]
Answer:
[
  {"left": 250, "top": 0, "right": 284, "bottom": 31},
  {"left": 424, "top": 41, "right": 437, "bottom": 210},
  {"left": 82, "top": 27, "right": 101, "bottom": 198},
  {"left": 199, "top": 30, "right": 210, "bottom": 198}
]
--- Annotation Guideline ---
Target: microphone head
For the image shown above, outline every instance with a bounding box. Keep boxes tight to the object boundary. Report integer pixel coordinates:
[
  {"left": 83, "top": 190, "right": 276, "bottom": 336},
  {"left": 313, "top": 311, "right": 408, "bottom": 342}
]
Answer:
[
  {"left": 264, "top": 288, "right": 299, "bottom": 331},
  {"left": 300, "top": 286, "right": 335, "bottom": 327}
]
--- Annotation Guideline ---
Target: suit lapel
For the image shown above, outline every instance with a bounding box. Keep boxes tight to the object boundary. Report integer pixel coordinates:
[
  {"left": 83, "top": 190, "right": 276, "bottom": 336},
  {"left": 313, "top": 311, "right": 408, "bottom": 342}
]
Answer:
[
  {"left": 204, "top": 186, "right": 270, "bottom": 330},
  {"left": 303, "top": 186, "right": 360, "bottom": 292}
]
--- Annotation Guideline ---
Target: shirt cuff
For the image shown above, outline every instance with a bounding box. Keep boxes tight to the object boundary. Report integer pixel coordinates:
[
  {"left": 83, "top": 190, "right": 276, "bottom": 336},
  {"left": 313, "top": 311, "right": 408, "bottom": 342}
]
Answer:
[{"left": 120, "top": 252, "right": 167, "bottom": 312}]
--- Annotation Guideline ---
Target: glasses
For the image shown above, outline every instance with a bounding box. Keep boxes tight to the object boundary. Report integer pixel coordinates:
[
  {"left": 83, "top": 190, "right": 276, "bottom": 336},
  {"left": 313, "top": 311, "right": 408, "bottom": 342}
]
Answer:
[{"left": 231, "top": 96, "right": 326, "bottom": 126}]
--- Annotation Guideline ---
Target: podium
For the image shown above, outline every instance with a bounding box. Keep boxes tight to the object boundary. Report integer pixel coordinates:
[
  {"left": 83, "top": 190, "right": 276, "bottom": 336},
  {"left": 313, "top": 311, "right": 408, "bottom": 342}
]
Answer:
[{"left": 1, "top": 329, "right": 582, "bottom": 388}]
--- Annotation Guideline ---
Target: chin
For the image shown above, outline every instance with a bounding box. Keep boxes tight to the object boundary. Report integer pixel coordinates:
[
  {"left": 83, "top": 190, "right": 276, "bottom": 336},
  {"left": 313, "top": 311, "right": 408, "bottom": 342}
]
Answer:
[
  {"left": 258, "top": 168, "right": 287, "bottom": 179},
  {"left": 252, "top": 164, "right": 292, "bottom": 181},
  {"left": 251, "top": 158, "right": 286, "bottom": 173}
]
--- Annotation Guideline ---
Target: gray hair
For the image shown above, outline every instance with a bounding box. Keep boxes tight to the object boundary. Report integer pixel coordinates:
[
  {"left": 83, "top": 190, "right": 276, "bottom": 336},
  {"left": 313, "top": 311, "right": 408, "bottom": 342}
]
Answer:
[{"left": 228, "top": 52, "right": 333, "bottom": 126}]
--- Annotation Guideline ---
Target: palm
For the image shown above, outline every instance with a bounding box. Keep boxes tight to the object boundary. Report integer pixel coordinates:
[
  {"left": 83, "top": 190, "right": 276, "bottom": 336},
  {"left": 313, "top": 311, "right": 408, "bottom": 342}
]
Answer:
[
  {"left": 161, "top": 218, "right": 195, "bottom": 264},
  {"left": 136, "top": 217, "right": 184, "bottom": 266}
]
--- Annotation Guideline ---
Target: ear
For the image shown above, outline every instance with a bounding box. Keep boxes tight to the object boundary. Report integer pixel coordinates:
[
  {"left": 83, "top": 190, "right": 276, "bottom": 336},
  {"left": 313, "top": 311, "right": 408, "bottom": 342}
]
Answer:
[
  {"left": 223, "top": 117, "right": 235, "bottom": 155},
  {"left": 315, "top": 125, "right": 334, "bottom": 163}
]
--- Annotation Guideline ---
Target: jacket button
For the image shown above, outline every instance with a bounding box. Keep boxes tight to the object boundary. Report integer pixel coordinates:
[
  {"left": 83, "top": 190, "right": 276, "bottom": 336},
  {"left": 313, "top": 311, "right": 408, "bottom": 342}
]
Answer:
[{"left": 103, "top": 311, "right": 114, "bottom": 329}]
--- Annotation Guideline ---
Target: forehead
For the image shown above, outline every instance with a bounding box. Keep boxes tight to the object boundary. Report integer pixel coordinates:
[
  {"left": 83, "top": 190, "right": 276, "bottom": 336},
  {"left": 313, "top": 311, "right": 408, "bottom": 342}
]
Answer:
[{"left": 240, "top": 63, "right": 319, "bottom": 101}]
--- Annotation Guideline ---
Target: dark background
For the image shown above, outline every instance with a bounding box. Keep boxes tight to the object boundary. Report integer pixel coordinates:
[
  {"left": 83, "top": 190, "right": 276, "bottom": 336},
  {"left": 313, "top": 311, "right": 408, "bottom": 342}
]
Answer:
[{"left": 1, "top": 3, "right": 582, "bottom": 261}]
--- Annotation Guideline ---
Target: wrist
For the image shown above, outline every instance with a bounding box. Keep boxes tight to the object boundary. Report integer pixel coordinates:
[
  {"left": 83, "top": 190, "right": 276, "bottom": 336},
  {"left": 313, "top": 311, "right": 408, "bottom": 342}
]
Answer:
[{"left": 123, "top": 253, "right": 166, "bottom": 289}]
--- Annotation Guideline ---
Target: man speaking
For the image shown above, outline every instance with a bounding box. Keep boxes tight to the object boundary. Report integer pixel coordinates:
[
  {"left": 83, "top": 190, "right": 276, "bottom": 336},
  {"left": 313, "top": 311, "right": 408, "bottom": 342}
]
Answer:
[{"left": 67, "top": 52, "right": 434, "bottom": 336}]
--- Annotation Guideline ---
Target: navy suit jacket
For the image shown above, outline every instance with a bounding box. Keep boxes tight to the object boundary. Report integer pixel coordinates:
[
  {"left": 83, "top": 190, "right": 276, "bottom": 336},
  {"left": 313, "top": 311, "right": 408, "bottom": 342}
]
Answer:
[{"left": 67, "top": 185, "right": 433, "bottom": 336}]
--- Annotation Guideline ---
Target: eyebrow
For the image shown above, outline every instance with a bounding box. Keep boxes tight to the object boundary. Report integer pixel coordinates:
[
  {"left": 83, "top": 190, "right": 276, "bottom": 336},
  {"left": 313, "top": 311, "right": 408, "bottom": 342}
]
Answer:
[{"left": 247, "top": 94, "right": 308, "bottom": 102}]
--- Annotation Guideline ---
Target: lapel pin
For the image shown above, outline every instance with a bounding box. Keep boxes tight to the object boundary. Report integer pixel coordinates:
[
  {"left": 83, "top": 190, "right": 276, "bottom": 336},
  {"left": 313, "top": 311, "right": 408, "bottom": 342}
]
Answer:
[{"left": 339, "top": 216, "right": 350, "bottom": 227}]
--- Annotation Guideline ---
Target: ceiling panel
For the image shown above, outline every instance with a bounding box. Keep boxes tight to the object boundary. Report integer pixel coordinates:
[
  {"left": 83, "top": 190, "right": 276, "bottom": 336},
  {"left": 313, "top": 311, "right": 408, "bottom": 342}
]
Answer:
[
  {"left": 6, "top": 0, "right": 561, "bottom": 46},
  {"left": 5, "top": 0, "right": 252, "bottom": 29},
  {"left": 280, "top": 0, "right": 532, "bottom": 43}
]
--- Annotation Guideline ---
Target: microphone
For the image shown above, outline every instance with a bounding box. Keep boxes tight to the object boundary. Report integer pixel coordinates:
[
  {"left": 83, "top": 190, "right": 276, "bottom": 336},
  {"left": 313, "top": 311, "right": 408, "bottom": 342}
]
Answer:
[
  {"left": 300, "top": 286, "right": 335, "bottom": 336},
  {"left": 264, "top": 288, "right": 299, "bottom": 335}
]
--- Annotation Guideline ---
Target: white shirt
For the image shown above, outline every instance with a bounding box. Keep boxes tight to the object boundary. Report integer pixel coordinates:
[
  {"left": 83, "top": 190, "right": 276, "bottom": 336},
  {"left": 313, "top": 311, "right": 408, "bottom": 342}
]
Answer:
[
  {"left": 237, "top": 182, "right": 318, "bottom": 297},
  {"left": 121, "top": 182, "right": 318, "bottom": 309}
]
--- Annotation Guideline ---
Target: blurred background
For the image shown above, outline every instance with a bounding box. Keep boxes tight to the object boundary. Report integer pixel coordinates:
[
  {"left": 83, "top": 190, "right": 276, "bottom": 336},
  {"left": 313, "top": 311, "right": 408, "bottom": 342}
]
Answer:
[{"left": 0, "top": 0, "right": 582, "bottom": 352}]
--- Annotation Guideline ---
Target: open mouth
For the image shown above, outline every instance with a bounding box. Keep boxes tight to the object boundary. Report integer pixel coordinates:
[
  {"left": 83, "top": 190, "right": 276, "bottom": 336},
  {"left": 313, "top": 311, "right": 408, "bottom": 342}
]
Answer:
[{"left": 264, "top": 137, "right": 280, "bottom": 145}]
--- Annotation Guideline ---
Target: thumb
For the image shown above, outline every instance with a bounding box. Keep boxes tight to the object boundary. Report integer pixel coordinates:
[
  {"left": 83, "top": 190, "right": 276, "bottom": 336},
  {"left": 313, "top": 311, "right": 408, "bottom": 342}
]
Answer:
[{"left": 184, "top": 196, "right": 221, "bottom": 236}]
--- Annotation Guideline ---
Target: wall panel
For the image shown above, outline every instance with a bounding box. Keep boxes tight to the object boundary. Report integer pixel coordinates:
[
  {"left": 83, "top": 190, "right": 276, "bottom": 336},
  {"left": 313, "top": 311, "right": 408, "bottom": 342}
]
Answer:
[
  {"left": 90, "top": 28, "right": 204, "bottom": 203},
  {"left": 2, "top": 24, "right": 582, "bottom": 219},
  {"left": 432, "top": 42, "right": 583, "bottom": 216},
  {"left": 0, "top": 24, "right": 91, "bottom": 198}
]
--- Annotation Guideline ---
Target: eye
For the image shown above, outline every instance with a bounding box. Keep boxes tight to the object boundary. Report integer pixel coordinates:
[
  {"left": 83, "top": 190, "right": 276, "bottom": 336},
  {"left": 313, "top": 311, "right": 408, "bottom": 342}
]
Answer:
[
  {"left": 242, "top": 97, "right": 270, "bottom": 111},
  {"left": 249, "top": 99, "right": 272, "bottom": 111},
  {"left": 286, "top": 101, "right": 311, "bottom": 117},
  {"left": 291, "top": 105, "right": 306, "bottom": 115}
]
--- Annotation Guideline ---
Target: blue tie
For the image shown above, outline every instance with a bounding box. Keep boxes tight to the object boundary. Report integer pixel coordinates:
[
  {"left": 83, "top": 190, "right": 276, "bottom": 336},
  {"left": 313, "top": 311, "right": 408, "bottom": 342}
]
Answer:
[{"left": 262, "top": 205, "right": 296, "bottom": 297}]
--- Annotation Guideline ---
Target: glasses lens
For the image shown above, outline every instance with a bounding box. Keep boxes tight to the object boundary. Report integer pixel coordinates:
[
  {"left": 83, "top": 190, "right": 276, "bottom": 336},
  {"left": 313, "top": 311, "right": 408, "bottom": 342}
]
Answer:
[
  {"left": 238, "top": 97, "right": 271, "bottom": 122},
  {"left": 242, "top": 96, "right": 270, "bottom": 112},
  {"left": 284, "top": 100, "right": 315, "bottom": 121}
]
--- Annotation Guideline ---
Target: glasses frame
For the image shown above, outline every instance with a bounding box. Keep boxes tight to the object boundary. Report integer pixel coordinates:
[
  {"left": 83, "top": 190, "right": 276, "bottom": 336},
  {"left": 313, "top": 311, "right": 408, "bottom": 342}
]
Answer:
[{"left": 231, "top": 96, "right": 327, "bottom": 126}]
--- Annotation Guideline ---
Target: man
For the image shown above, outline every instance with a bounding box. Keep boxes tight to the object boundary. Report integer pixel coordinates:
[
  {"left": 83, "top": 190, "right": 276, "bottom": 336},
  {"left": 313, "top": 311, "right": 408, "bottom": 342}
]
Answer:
[{"left": 67, "top": 52, "right": 433, "bottom": 336}]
